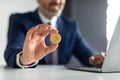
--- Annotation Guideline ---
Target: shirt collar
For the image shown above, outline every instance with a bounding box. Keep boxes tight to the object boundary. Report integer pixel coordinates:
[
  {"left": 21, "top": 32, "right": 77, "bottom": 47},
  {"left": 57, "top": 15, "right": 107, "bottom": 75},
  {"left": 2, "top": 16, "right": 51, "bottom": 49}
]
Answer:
[{"left": 38, "top": 10, "right": 58, "bottom": 29}]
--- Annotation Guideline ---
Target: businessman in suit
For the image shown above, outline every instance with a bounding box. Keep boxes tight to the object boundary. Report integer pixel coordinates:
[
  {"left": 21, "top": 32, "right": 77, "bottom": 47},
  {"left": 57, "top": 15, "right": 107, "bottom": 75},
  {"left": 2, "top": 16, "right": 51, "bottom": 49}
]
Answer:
[{"left": 4, "top": 0, "right": 105, "bottom": 68}]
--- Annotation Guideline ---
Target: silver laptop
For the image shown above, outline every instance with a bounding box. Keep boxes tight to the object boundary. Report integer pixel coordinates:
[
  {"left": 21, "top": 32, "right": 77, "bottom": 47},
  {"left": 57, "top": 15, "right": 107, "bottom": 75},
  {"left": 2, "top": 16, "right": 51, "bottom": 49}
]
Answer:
[{"left": 65, "top": 16, "right": 120, "bottom": 73}]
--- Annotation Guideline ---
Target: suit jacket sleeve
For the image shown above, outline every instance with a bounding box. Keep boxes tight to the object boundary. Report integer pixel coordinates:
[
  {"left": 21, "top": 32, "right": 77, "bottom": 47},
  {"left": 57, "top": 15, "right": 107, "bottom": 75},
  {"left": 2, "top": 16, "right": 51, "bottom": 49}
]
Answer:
[
  {"left": 73, "top": 22, "right": 96, "bottom": 66},
  {"left": 4, "top": 14, "right": 36, "bottom": 68}
]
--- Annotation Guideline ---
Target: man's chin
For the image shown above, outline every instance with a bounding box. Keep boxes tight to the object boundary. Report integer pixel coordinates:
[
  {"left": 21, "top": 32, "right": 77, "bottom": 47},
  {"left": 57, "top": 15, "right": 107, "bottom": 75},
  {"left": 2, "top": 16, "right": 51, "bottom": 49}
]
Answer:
[
  {"left": 48, "top": 12, "right": 59, "bottom": 17},
  {"left": 49, "top": 9, "right": 63, "bottom": 16},
  {"left": 49, "top": 9, "right": 59, "bottom": 13},
  {"left": 44, "top": 8, "right": 63, "bottom": 17}
]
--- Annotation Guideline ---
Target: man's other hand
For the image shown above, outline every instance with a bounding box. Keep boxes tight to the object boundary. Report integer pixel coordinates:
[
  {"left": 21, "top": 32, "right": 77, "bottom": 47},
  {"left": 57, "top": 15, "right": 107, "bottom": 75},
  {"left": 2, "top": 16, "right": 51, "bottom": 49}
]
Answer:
[
  {"left": 89, "top": 52, "right": 105, "bottom": 67},
  {"left": 20, "top": 24, "right": 58, "bottom": 66}
]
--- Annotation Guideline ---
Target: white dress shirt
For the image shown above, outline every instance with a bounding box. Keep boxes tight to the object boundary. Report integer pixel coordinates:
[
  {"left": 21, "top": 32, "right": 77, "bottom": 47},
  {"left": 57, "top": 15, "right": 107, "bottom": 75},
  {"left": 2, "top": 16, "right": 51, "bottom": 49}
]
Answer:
[{"left": 16, "top": 10, "right": 59, "bottom": 68}]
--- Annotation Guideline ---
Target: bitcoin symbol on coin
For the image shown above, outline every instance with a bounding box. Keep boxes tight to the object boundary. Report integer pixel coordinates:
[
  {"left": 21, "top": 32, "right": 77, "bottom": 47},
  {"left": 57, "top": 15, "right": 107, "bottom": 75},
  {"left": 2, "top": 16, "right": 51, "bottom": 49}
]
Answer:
[{"left": 50, "top": 33, "right": 61, "bottom": 44}]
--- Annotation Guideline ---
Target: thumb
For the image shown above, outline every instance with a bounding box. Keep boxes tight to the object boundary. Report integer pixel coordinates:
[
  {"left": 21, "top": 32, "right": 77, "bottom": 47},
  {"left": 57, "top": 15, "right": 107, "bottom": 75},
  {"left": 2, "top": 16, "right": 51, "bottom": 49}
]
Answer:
[{"left": 89, "top": 56, "right": 95, "bottom": 64}]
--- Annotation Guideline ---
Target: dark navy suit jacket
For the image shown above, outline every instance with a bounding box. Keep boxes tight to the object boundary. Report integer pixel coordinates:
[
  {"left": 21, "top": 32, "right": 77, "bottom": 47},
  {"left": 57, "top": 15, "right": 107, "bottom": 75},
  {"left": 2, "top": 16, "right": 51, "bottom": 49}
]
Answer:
[{"left": 4, "top": 9, "right": 96, "bottom": 68}]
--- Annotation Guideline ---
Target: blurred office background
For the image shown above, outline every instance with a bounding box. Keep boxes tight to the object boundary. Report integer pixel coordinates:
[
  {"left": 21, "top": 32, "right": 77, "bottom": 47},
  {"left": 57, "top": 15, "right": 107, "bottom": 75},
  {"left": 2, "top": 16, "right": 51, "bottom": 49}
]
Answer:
[{"left": 0, "top": 0, "right": 120, "bottom": 65}]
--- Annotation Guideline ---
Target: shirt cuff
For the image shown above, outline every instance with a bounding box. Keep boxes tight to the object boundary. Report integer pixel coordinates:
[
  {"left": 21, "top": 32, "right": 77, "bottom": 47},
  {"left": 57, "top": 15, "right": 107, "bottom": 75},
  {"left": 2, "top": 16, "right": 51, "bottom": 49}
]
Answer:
[{"left": 16, "top": 51, "right": 39, "bottom": 69}]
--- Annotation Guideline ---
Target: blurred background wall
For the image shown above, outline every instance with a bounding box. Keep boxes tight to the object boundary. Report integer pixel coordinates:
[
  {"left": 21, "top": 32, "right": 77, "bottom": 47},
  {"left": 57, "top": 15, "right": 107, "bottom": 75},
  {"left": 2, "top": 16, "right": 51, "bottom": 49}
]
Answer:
[
  {"left": 63, "top": 0, "right": 107, "bottom": 65},
  {"left": 1, "top": 0, "right": 119, "bottom": 65},
  {"left": 0, "top": 0, "right": 38, "bottom": 65}
]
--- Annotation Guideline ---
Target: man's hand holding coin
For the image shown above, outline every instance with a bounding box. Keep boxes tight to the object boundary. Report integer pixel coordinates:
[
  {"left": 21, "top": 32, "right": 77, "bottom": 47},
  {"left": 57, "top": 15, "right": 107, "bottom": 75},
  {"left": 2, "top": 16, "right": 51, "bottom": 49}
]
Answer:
[{"left": 19, "top": 24, "right": 61, "bottom": 66}]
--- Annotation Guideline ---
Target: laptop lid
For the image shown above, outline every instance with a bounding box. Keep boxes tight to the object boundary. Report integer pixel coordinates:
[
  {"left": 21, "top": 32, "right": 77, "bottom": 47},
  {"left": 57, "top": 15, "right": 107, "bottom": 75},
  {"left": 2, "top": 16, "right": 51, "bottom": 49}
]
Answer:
[{"left": 102, "top": 16, "right": 120, "bottom": 72}]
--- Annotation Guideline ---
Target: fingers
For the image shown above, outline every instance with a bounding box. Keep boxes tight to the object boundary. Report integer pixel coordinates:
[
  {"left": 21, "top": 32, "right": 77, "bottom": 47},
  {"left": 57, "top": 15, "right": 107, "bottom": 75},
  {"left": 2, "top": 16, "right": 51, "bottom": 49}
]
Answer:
[
  {"left": 50, "top": 28, "right": 58, "bottom": 34},
  {"left": 38, "top": 24, "right": 49, "bottom": 35},
  {"left": 89, "top": 56, "right": 95, "bottom": 63},
  {"left": 89, "top": 53, "right": 105, "bottom": 67},
  {"left": 45, "top": 44, "right": 58, "bottom": 54},
  {"left": 26, "top": 26, "right": 39, "bottom": 39},
  {"left": 37, "top": 24, "right": 58, "bottom": 36},
  {"left": 35, "top": 44, "right": 58, "bottom": 60},
  {"left": 101, "top": 52, "right": 106, "bottom": 58},
  {"left": 26, "top": 24, "right": 58, "bottom": 39}
]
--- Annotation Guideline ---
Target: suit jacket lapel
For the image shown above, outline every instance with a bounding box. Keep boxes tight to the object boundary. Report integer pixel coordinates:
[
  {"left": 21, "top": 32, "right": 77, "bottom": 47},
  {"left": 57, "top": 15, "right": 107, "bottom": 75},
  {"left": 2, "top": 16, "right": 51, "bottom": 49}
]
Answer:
[
  {"left": 57, "top": 17, "right": 66, "bottom": 64},
  {"left": 32, "top": 9, "right": 43, "bottom": 25}
]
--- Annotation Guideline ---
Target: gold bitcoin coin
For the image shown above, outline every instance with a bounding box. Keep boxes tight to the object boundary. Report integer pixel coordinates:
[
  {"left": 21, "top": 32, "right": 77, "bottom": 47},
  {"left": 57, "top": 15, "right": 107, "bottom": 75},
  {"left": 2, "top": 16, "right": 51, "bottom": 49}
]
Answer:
[{"left": 50, "top": 33, "right": 61, "bottom": 44}]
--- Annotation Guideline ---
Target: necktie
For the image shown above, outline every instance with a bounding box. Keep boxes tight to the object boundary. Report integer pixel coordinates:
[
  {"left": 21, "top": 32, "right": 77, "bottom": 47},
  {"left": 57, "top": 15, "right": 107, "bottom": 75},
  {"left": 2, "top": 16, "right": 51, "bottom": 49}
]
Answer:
[{"left": 45, "top": 23, "right": 53, "bottom": 64}]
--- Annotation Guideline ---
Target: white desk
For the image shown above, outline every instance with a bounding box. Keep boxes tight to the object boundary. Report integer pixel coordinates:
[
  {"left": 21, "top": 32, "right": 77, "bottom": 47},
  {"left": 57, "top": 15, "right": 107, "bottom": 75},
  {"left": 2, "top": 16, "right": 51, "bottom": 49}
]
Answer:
[{"left": 0, "top": 65, "right": 120, "bottom": 80}]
